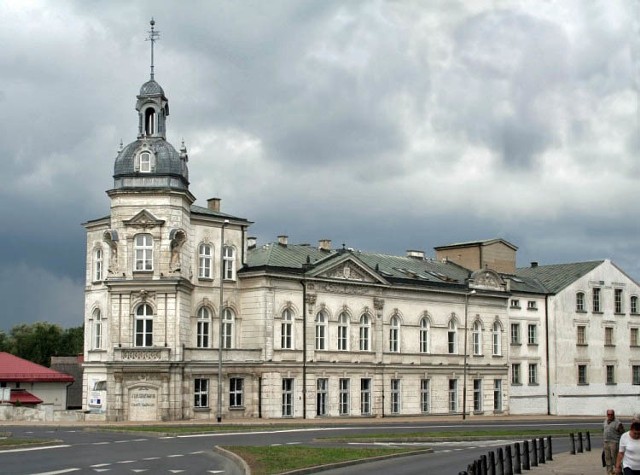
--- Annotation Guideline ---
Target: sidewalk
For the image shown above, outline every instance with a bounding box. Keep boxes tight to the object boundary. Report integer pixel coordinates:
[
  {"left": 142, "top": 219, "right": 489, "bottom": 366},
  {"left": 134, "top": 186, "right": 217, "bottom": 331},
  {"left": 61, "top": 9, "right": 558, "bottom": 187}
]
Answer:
[{"left": 530, "top": 449, "right": 603, "bottom": 475}]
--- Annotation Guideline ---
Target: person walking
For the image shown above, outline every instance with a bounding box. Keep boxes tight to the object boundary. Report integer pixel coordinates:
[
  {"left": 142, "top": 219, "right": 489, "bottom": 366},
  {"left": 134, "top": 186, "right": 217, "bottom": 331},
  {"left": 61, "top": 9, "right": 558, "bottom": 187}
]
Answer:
[
  {"left": 605, "top": 409, "right": 625, "bottom": 474},
  {"left": 616, "top": 417, "right": 640, "bottom": 474}
]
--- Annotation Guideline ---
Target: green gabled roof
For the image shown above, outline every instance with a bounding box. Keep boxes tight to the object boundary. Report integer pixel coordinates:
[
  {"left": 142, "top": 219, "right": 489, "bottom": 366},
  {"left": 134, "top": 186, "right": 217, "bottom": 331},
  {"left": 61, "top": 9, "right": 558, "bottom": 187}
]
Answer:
[
  {"left": 515, "top": 260, "right": 604, "bottom": 294},
  {"left": 190, "top": 204, "right": 251, "bottom": 223},
  {"left": 502, "top": 274, "right": 548, "bottom": 294},
  {"left": 246, "top": 243, "right": 332, "bottom": 270}
]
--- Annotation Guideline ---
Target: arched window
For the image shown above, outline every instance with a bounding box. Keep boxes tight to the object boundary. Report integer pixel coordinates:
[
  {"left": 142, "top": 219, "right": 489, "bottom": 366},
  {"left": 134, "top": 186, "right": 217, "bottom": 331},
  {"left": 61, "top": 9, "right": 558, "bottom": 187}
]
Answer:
[
  {"left": 92, "top": 308, "right": 103, "bottom": 350},
  {"left": 94, "top": 248, "right": 103, "bottom": 282},
  {"left": 198, "top": 243, "right": 212, "bottom": 278},
  {"left": 420, "top": 318, "right": 430, "bottom": 353},
  {"left": 223, "top": 246, "right": 236, "bottom": 280},
  {"left": 315, "top": 311, "right": 327, "bottom": 350},
  {"left": 222, "top": 308, "right": 235, "bottom": 349},
  {"left": 281, "top": 308, "right": 293, "bottom": 350},
  {"left": 472, "top": 321, "right": 482, "bottom": 355},
  {"left": 576, "top": 292, "right": 585, "bottom": 312},
  {"left": 197, "top": 307, "right": 211, "bottom": 348},
  {"left": 389, "top": 316, "right": 400, "bottom": 352},
  {"left": 144, "top": 108, "right": 156, "bottom": 135},
  {"left": 492, "top": 321, "right": 502, "bottom": 356},
  {"left": 139, "top": 151, "right": 151, "bottom": 172},
  {"left": 338, "top": 312, "right": 349, "bottom": 351},
  {"left": 359, "top": 314, "right": 371, "bottom": 351},
  {"left": 448, "top": 320, "right": 457, "bottom": 354},
  {"left": 135, "top": 304, "right": 153, "bottom": 347},
  {"left": 134, "top": 234, "right": 153, "bottom": 271}
]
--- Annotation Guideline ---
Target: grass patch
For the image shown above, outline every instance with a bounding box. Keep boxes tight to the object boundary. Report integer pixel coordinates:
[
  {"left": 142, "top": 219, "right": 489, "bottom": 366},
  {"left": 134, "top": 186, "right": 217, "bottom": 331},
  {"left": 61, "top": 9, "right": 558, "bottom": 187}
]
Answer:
[
  {"left": 95, "top": 424, "right": 298, "bottom": 435},
  {"left": 320, "top": 428, "right": 580, "bottom": 441},
  {"left": 223, "top": 445, "right": 418, "bottom": 475},
  {"left": 0, "top": 437, "right": 59, "bottom": 448}
]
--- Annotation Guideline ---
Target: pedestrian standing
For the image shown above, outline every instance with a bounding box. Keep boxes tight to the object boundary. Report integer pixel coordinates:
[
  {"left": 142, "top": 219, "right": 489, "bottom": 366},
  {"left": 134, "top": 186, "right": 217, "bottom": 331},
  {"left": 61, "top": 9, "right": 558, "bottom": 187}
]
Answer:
[
  {"left": 616, "top": 417, "right": 640, "bottom": 474},
  {"left": 605, "top": 409, "right": 625, "bottom": 475}
]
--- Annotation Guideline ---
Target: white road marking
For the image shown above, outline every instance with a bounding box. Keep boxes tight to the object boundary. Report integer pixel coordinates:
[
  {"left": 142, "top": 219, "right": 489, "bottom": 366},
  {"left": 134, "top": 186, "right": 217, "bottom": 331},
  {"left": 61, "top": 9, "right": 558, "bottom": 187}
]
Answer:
[
  {"left": 167, "top": 454, "right": 184, "bottom": 458},
  {"left": 92, "top": 442, "right": 110, "bottom": 445},
  {"left": 29, "top": 469, "right": 80, "bottom": 475},
  {"left": 116, "top": 460, "right": 135, "bottom": 464},
  {"left": 89, "top": 464, "right": 111, "bottom": 468},
  {"left": 142, "top": 457, "right": 160, "bottom": 460},
  {"left": 1, "top": 445, "right": 71, "bottom": 454}
]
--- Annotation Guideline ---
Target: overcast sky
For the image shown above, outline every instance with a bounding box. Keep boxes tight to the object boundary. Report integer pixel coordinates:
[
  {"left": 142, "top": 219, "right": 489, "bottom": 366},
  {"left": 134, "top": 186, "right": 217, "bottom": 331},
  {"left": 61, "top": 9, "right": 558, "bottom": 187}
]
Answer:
[{"left": 1, "top": 0, "right": 639, "bottom": 331}]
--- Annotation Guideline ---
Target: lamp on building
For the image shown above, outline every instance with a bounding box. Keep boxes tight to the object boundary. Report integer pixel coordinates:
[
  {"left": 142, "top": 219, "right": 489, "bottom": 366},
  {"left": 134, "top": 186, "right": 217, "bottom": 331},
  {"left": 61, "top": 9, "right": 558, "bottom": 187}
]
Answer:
[
  {"left": 462, "top": 289, "right": 476, "bottom": 420},
  {"left": 217, "top": 219, "right": 229, "bottom": 423}
]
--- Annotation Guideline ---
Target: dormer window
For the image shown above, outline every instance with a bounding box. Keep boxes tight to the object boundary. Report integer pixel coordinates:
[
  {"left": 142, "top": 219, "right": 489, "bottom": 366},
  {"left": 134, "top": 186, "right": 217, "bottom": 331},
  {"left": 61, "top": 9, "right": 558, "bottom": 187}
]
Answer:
[{"left": 140, "top": 152, "right": 151, "bottom": 172}]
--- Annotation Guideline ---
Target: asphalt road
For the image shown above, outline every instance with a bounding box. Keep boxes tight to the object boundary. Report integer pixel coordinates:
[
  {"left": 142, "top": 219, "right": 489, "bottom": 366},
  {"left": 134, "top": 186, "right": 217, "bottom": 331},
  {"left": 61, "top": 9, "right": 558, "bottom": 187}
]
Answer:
[{"left": 1, "top": 419, "right": 602, "bottom": 475}]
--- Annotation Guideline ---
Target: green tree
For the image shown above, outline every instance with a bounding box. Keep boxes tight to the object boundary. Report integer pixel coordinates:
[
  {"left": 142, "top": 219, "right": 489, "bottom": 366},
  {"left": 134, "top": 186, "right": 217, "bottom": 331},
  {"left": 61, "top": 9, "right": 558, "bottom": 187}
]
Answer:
[
  {"left": 60, "top": 325, "right": 84, "bottom": 356},
  {"left": 10, "top": 322, "right": 64, "bottom": 366}
]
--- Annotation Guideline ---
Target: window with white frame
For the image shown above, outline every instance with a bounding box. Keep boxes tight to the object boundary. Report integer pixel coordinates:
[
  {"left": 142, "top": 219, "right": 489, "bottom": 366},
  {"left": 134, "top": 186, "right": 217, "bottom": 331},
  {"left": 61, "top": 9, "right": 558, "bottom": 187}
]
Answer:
[
  {"left": 593, "top": 288, "right": 601, "bottom": 312},
  {"left": 528, "top": 363, "right": 538, "bottom": 385},
  {"left": 511, "top": 323, "right": 521, "bottom": 345},
  {"left": 527, "top": 301, "right": 537, "bottom": 310},
  {"left": 198, "top": 243, "right": 212, "bottom": 278},
  {"left": 222, "top": 246, "right": 235, "bottom": 280},
  {"left": 282, "top": 378, "right": 294, "bottom": 417},
  {"left": 92, "top": 308, "right": 103, "bottom": 350},
  {"left": 316, "top": 378, "right": 328, "bottom": 416},
  {"left": 493, "top": 379, "right": 502, "bottom": 411},
  {"left": 135, "top": 303, "right": 153, "bottom": 347},
  {"left": 339, "top": 378, "right": 350, "bottom": 415},
  {"left": 390, "top": 379, "right": 400, "bottom": 414},
  {"left": 389, "top": 316, "right": 400, "bottom": 352},
  {"left": 510, "top": 299, "right": 520, "bottom": 308},
  {"left": 448, "top": 320, "right": 457, "bottom": 354},
  {"left": 222, "top": 308, "right": 235, "bottom": 349},
  {"left": 94, "top": 248, "right": 103, "bottom": 281},
  {"left": 511, "top": 363, "right": 521, "bottom": 384},
  {"left": 492, "top": 321, "right": 502, "bottom": 356},
  {"left": 420, "top": 379, "right": 430, "bottom": 413},
  {"left": 196, "top": 307, "right": 211, "bottom": 348},
  {"left": 576, "top": 292, "right": 585, "bottom": 312},
  {"left": 360, "top": 378, "right": 371, "bottom": 415},
  {"left": 419, "top": 317, "right": 430, "bottom": 353},
  {"left": 139, "top": 151, "right": 152, "bottom": 172},
  {"left": 359, "top": 314, "right": 371, "bottom": 351},
  {"left": 194, "top": 378, "right": 209, "bottom": 408},
  {"left": 230, "top": 377, "right": 243, "bottom": 407},
  {"left": 449, "top": 379, "right": 458, "bottom": 412},
  {"left": 527, "top": 324, "right": 537, "bottom": 345},
  {"left": 577, "top": 325, "right": 586, "bottom": 345},
  {"left": 281, "top": 308, "right": 293, "bottom": 350},
  {"left": 473, "top": 379, "right": 482, "bottom": 412},
  {"left": 615, "top": 288, "right": 623, "bottom": 314},
  {"left": 338, "top": 313, "right": 349, "bottom": 351},
  {"left": 315, "top": 311, "right": 327, "bottom": 350},
  {"left": 134, "top": 234, "right": 153, "bottom": 271},
  {"left": 632, "top": 296, "right": 639, "bottom": 314},
  {"left": 472, "top": 321, "right": 482, "bottom": 356}
]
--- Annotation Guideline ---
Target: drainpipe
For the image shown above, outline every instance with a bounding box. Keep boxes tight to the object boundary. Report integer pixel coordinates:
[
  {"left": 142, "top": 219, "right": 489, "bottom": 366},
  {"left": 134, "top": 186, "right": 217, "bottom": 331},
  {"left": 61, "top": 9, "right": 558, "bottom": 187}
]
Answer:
[
  {"left": 301, "top": 277, "right": 307, "bottom": 419},
  {"left": 544, "top": 295, "right": 551, "bottom": 415},
  {"left": 217, "top": 219, "right": 229, "bottom": 423}
]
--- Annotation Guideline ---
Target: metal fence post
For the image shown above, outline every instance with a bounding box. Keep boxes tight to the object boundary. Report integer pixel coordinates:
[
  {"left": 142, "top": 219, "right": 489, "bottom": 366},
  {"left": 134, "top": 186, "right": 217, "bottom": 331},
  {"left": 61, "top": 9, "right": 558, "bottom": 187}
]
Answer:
[
  {"left": 523, "top": 440, "right": 530, "bottom": 470},
  {"left": 546, "top": 436, "right": 553, "bottom": 461},
  {"left": 578, "top": 432, "right": 584, "bottom": 453},
  {"left": 514, "top": 443, "right": 522, "bottom": 474},
  {"left": 531, "top": 438, "right": 538, "bottom": 467}
]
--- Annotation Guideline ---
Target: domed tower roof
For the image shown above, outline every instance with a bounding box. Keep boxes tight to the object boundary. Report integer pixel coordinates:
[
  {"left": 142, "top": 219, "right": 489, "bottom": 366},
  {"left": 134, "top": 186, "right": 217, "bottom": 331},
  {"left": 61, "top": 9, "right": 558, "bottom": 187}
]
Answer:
[{"left": 112, "top": 19, "right": 188, "bottom": 192}]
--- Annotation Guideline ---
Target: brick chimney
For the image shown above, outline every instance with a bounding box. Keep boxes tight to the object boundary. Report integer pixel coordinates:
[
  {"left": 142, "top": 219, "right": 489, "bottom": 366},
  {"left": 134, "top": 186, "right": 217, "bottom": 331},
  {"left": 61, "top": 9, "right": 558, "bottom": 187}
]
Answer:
[{"left": 207, "top": 197, "right": 221, "bottom": 212}]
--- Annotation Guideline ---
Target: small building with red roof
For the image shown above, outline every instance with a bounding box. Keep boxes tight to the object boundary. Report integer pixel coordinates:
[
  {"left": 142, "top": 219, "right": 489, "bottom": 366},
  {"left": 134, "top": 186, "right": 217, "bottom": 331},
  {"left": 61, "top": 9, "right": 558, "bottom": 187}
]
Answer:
[{"left": 0, "top": 352, "right": 74, "bottom": 411}]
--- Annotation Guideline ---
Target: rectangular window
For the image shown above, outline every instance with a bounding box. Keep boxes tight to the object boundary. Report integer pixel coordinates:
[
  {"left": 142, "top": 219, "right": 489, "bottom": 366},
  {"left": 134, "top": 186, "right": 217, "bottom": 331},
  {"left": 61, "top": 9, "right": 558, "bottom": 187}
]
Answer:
[
  {"left": 223, "top": 246, "right": 235, "bottom": 280},
  {"left": 390, "top": 379, "right": 400, "bottom": 414},
  {"left": 360, "top": 378, "right": 371, "bottom": 416},
  {"left": 281, "top": 320, "right": 292, "bottom": 349},
  {"left": 338, "top": 324, "right": 348, "bottom": 351},
  {"left": 449, "top": 379, "right": 457, "bottom": 412},
  {"left": 631, "top": 328, "right": 639, "bottom": 347},
  {"left": 493, "top": 379, "right": 502, "bottom": 411},
  {"left": 577, "top": 325, "right": 586, "bottom": 345},
  {"left": 448, "top": 329, "right": 456, "bottom": 354},
  {"left": 633, "top": 366, "right": 640, "bottom": 385},
  {"left": 94, "top": 249, "right": 103, "bottom": 281},
  {"left": 632, "top": 296, "right": 638, "bottom": 314},
  {"left": 615, "top": 289, "right": 623, "bottom": 314},
  {"left": 135, "top": 234, "right": 153, "bottom": 271},
  {"left": 339, "top": 379, "right": 350, "bottom": 415},
  {"left": 511, "top": 363, "right": 521, "bottom": 385},
  {"left": 316, "top": 378, "right": 327, "bottom": 416},
  {"left": 576, "top": 292, "right": 585, "bottom": 312},
  {"left": 198, "top": 244, "right": 212, "bottom": 278},
  {"left": 510, "top": 299, "right": 520, "bottom": 308},
  {"left": 194, "top": 378, "right": 209, "bottom": 408},
  {"left": 282, "top": 378, "right": 294, "bottom": 417},
  {"left": 605, "top": 327, "right": 614, "bottom": 346},
  {"left": 511, "top": 323, "right": 520, "bottom": 345},
  {"left": 420, "top": 379, "right": 430, "bottom": 413},
  {"left": 527, "top": 301, "right": 537, "bottom": 310},
  {"left": 606, "top": 365, "right": 615, "bottom": 385},
  {"left": 593, "top": 288, "right": 601, "bottom": 312},
  {"left": 229, "top": 378, "right": 243, "bottom": 408},
  {"left": 473, "top": 379, "right": 482, "bottom": 412},
  {"left": 528, "top": 364, "right": 538, "bottom": 385},
  {"left": 578, "top": 365, "right": 588, "bottom": 385},
  {"left": 135, "top": 318, "right": 153, "bottom": 347},
  {"left": 527, "top": 324, "right": 537, "bottom": 345}
]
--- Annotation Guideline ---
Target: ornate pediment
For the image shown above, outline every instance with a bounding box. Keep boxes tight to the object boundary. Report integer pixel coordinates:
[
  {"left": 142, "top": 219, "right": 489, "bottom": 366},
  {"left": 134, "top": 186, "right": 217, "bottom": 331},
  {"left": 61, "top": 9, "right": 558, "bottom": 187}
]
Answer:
[
  {"left": 311, "top": 257, "right": 387, "bottom": 285},
  {"left": 469, "top": 268, "right": 506, "bottom": 292},
  {"left": 123, "top": 210, "right": 165, "bottom": 229}
]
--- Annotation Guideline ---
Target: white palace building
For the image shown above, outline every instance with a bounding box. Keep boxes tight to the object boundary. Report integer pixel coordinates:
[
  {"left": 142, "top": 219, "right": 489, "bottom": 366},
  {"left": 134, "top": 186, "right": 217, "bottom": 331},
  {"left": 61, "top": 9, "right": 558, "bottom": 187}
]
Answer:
[{"left": 82, "top": 24, "right": 640, "bottom": 422}]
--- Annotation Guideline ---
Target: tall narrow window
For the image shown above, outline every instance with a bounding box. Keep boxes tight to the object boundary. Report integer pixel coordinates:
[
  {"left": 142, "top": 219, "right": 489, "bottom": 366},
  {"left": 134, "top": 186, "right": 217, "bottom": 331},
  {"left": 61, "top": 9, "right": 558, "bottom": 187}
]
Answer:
[
  {"left": 338, "top": 313, "right": 349, "bottom": 351},
  {"left": 420, "top": 379, "right": 430, "bottom": 413},
  {"left": 633, "top": 366, "right": 640, "bottom": 385},
  {"left": 139, "top": 151, "right": 151, "bottom": 172},
  {"left": 390, "top": 379, "right": 400, "bottom": 414},
  {"left": 577, "top": 325, "right": 586, "bottom": 345},
  {"left": 196, "top": 307, "right": 210, "bottom": 348},
  {"left": 615, "top": 289, "right": 623, "bottom": 314},
  {"left": 632, "top": 296, "right": 639, "bottom": 314},
  {"left": 315, "top": 311, "right": 327, "bottom": 350},
  {"left": 632, "top": 328, "right": 639, "bottom": 347},
  {"left": 527, "top": 324, "right": 537, "bottom": 345},
  {"left": 473, "top": 379, "right": 482, "bottom": 412},
  {"left": 339, "top": 378, "right": 350, "bottom": 415},
  {"left": 222, "top": 308, "right": 235, "bottom": 349},
  {"left": 593, "top": 288, "right": 601, "bottom": 312},
  {"left": 92, "top": 309, "right": 103, "bottom": 350},
  {"left": 511, "top": 323, "right": 521, "bottom": 344},
  {"left": 135, "top": 304, "right": 153, "bottom": 347},
  {"left": 472, "top": 321, "right": 482, "bottom": 355},
  {"left": 316, "top": 378, "right": 328, "bottom": 416},
  {"left": 94, "top": 248, "right": 103, "bottom": 281},
  {"left": 492, "top": 321, "right": 502, "bottom": 356},
  {"left": 493, "top": 379, "right": 502, "bottom": 411},
  {"left": 389, "top": 316, "right": 400, "bottom": 352},
  {"left": 605, "top": 327, "right": 614, "bottom": 346},
  {"left": 448, "top": 320, "right": 457, "bottom": 354},
  {"left": 144, "top": 109, "right": 156, "bottom": 136},
  {"left": 198, "top": 244, "right": 212, "bottom": 278},
  {"left": 576, "top": 292, "right": 585, "bottom": 312},
  {"left": 281, "top": 309, "right": 293, "bottom": 350},
  {"left": 194, "top": 378, "right": 209, "bottom": 408},
  {"left": 606, "top": 365, "right": 615, "bottom": 385},
  {"left": 449, "top": 379, "right": 458, "bottom": 412},
  {"left": 359, "top": 314, "right": 370, "bottom": 351},
  {"left": 578, "top": 365, "right": 588, "bottom": 384},
  {"left": 230, "top": 378, "right": 243, "bottom": 407},
  {"left": 511, "top": 363, "right": 521, "bottom": 384},
  {"left": 419, "top": 318, "right": 430, "bottom": 353},
  {"left": 360, "top": 378, "right": 371, "bottom": 415},
  {"left": 134, "top": 234, "right": 153, "bottom": 271},
  {"left": 282, "top": 378, "right": 294, "bottom": 417},
  {"left": 223, "top": 246, "right": 236, "bottom": 280},
  {"left": 528, "top": 364, "right": 538, "bottom": 385}
]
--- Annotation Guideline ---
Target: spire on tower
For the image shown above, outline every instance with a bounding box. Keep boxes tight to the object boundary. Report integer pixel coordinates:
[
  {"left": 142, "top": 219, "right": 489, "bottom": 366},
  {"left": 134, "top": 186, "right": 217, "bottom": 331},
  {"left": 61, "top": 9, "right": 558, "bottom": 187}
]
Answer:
[{"left": 146, "top": 18, "right": 160, "bottom": 80}]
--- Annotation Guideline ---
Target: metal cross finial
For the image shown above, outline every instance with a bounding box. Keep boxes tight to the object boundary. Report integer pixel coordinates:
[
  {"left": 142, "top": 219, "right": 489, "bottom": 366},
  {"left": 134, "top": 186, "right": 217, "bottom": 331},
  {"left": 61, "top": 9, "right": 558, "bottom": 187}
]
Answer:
[{"left": 146, "top": 18, "right": 160, "bottom": 80}]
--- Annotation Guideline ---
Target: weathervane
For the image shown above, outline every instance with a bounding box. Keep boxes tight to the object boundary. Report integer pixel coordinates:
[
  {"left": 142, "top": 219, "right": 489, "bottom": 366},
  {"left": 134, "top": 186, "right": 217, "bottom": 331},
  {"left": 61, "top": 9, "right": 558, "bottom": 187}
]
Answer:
[{"left": 146, "top": 18, "right": 160, "bottom": 80}]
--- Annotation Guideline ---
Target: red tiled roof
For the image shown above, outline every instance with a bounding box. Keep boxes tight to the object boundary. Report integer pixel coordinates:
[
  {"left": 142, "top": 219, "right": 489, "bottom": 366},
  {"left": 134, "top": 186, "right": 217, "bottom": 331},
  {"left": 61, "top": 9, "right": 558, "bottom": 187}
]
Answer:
[
  {"left": 0, "top": 352, "right": 74, "bottom": 383},
  {"left": 9, "top": 389, "right": 43, "bottom": 405}
]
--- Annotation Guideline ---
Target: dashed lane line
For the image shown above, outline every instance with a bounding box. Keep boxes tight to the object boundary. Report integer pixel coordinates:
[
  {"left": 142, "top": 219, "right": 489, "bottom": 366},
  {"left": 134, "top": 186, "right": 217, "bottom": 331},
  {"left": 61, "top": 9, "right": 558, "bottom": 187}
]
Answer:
[{"left": 1, "top": 445, "right": 71, "bottom": 454}]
